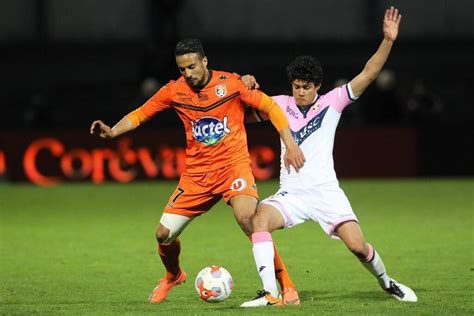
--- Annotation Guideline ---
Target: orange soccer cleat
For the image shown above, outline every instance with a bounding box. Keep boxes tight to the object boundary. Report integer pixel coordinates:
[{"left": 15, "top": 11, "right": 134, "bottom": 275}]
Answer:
[{"left": 148, "top": 270, "right": 187, "bottom": 304}]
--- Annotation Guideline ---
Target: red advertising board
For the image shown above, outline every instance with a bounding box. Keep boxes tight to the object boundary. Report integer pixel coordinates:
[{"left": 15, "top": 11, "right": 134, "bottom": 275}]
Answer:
[{"left": 0, "top": 128, "right": 416, "bottom": 186}]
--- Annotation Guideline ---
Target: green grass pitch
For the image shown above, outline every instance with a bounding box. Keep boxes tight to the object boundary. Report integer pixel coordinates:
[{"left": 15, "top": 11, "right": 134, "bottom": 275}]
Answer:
[{"left": 1, "top": 179, "right": 473, "bottom": 315}]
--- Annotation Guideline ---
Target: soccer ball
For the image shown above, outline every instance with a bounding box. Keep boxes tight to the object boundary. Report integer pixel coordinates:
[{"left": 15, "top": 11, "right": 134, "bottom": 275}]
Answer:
[{"left": 195, "top": 265, "right": 233, "bottom": 302}]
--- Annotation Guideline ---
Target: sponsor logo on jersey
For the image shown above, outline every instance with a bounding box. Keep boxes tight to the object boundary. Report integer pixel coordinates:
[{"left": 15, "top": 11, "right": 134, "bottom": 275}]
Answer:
[
  {"left": 230, "top": 178, "right": 247, "bottom": 191},
  {"left": 215, "top": 84, "right": 227, "bottom": 97},
  {"left": 286, "top": 106, "right": 300, "bottom": 119},
  {"left": 292, "top": 106, "right": 329, "bottom": 145},
  {"left": 218, "top": 75, "right": 228, "bottom": 80},
  {"left": 191, "top": 116, "right": 231, "bottom": 146}
]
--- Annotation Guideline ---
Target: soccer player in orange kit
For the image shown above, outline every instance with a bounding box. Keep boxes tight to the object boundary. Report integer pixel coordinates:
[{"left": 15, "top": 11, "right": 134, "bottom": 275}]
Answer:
[{"left": 90, "top": 39, "right": 305, "bottom": 304}]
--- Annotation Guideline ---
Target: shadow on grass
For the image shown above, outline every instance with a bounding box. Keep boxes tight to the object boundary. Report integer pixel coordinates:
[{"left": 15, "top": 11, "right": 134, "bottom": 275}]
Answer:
[{"left": 300, "top": 290, "right": 387, "bottom": 302}]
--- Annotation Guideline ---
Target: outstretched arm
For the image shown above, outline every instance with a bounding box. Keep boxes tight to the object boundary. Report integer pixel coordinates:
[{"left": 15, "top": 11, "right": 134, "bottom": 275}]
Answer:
[
  {"left": 90, "top": 84, "right": 171, "bottom": 138},
  {"left": 90, "top": 116, "right": 135, "bottom": 139},
  {"left": 350, "top": 6, "right": 402, "bottom": 97},
  {"left": 90, "top": 106, "right": 149, "bottom": 138}
]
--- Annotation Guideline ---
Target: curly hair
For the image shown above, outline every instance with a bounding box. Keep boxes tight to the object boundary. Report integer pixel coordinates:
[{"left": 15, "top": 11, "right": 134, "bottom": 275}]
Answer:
[
  {"left": 286, "top": 56, "right": 324, "bottom": 85},
  {"left": 175, "top": 38, "right": 206, "bottom": 58}
]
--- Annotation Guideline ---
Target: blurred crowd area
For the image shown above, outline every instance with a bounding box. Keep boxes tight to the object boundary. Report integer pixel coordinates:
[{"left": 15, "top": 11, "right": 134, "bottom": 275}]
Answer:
[
  {"left": 2, "top": 40, "right": 471, "bottom": 131},
  {"left": 2, "top": 0, "right": 473, "bottom": 131},
  {"left": 1, "top": 0, "right": 473, "bottom": 176}
]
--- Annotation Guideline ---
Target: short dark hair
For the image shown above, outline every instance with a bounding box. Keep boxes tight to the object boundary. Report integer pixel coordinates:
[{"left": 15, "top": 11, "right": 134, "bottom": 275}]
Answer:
[
  {"left": 286, "top": 56, "right": 324, "bottom": 85},
  {"left": 175, "top": 38, "right": 206, "bottom": 58}
]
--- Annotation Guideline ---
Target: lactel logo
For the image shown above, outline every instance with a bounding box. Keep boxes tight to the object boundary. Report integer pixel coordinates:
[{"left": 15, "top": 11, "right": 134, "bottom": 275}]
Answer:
[{"left": 191, "top": 116, "right": 231, "bottom": 146}]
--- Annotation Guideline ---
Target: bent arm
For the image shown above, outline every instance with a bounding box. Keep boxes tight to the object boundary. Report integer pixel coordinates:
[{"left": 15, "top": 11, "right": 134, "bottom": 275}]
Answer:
[
  {"left": 252, "top": 94, "right": 288, "bottom": 130},
  {"left": 251, "top": 93, "right": 305, "bottom": 172},
  {"left": 244, "top": 106, "right": 269, "bottom": 124}
]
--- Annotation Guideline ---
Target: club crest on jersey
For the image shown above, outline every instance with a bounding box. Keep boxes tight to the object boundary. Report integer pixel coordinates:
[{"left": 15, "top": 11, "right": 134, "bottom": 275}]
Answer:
[
  {"left": 230, "top": 178, "right": 247, "bottom": 191},
  {"left": 191, "top": 116, "right": 231, "bottom": 146},
  {"left": 215, "top": 84, "right": 227, "bottom": 97}
]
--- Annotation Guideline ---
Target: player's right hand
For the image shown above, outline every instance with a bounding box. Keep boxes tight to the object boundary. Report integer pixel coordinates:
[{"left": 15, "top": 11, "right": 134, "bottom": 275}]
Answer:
[
  {"left": 284, "top": 144, "right": 305, "bottom": 173},
  {"left": 90, "top": 120, "right": 114, "bottom": 139},
  {"left": 383, "top": 6, "right": 401, "bottom": 42}
]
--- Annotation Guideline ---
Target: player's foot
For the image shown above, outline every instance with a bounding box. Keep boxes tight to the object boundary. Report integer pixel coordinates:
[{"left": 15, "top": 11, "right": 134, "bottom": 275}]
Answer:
[
  {"left": 148, "top": 270, "right": 187, "bottom": 304},
  {"left": 384, "top": 279, "right": 417, "bottom": 302},
  {"left": 240, "top": 290, "right": 283, "bottom": 307},
  {"left": 282, "top": 288, "right": 300, "bottom": 305}
]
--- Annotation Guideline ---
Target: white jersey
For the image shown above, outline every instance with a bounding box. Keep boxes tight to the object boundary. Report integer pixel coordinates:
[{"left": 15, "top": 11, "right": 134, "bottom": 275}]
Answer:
[
  {"left": 272, "top": 83, "right": 357, "bottom": 192},
  {"left": 259, "top": 84, "right": 358, "bottom": 237}
]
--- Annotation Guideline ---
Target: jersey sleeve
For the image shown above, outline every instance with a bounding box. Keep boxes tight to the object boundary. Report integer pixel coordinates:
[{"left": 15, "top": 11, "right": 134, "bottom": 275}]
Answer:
[
  {"left": 138, "top": 82, "right": 173, "bottom": 118},
  {"left": 252, "top": 95, "right": 289, "bottom": 122},
  {"left": 126, "top": 83, "right": 173, "bottom": 127},
  {"left": 239, "top": 83, "right": 288, "bottom": 131},
  {"left": 324, "top": 83, "right": 358, "bottom": 113},
  {"left": 237, "top": 79, "right": 264, "bottom": 107}
]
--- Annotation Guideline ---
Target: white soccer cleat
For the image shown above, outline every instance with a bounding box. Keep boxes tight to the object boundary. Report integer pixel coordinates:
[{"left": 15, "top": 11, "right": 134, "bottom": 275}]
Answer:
[
  {"left": 385, "top": 279, "right": 417, "bottom": 302},
  {"left": 240, "top": 290, "right": 282, "bottom": 307}
]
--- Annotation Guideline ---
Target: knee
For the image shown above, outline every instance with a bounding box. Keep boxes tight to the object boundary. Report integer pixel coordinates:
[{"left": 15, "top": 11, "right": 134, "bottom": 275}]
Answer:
[
  {"left": 236, "top": 214, "right": 253, "bottom": 235},
  {"left": 155, "top": 225, "right": 174, "bottom": 244},
  {"left": 230, "top": 196, "right": 258, "bottom": 235},
  {"left": 348, "top": 242, "right": 368, "bottom": 259},
  {"left": 251, "top": 210, "right": 269, "bottom": 232}
]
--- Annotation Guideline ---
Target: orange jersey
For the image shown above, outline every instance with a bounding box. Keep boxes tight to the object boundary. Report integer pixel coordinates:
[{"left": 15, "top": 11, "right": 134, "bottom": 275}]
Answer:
[{"left": 136, "top": 70, "right": 264, "bottom": 174}]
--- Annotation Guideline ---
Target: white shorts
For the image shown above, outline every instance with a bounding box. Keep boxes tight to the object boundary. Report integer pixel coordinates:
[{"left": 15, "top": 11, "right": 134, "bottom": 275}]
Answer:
[{"left": 260, "top": 185, "right": 358, "bottom": 239}]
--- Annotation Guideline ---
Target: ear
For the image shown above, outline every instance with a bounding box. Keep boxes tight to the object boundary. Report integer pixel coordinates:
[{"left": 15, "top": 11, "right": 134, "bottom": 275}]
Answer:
[
  {"left": 202, "top": 56, "right": 208, "bottom": 67},
  {"left": 315, "top": 83, "right": 322, "bottom": 92}
]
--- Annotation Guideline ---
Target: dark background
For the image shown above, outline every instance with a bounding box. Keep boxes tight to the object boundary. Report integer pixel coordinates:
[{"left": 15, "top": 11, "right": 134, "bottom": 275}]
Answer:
[{"left": 1, "top": 0, "right": 473, "bottom": 177}]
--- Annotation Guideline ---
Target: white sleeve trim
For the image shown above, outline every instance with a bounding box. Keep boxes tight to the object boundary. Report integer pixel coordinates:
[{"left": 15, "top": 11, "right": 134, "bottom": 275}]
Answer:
[{"left": 346, "top": 83, "right": 359, "bottom": 101}]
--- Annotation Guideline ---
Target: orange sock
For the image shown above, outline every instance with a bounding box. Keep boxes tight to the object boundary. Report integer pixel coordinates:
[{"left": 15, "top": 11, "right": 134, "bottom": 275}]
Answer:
[
  {"left": 273, "top": 244, "right": 296, "bottom": 290},
  {"left": 158, "top": 238, "right": 182, "bottom": 281}
]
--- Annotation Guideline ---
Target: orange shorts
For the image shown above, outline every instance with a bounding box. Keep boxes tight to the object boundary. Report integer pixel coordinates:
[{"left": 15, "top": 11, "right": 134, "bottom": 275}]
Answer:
[{"left": 163, "top": 161, "right": 258, "bottom": 218}]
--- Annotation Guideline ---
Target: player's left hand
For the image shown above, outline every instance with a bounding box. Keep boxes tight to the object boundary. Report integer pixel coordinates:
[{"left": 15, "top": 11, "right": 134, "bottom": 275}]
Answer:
[
  {"left": 383, "top": 6, "right": 402, "bottom": 42},
  {"left": 284, "top": 144, "right": 305, "bottom": 173},
  {"left": 241, "top": 75, "right": 260, "bottom": 90}
]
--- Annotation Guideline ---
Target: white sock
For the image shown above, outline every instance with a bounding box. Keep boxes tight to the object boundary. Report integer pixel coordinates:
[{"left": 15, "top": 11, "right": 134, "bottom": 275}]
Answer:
[
  {"left": 251, "top": 232, "right": 278, "bottom": 297},
  {"left": 361, "top": 243, "right": 391, "bottom": 289}
]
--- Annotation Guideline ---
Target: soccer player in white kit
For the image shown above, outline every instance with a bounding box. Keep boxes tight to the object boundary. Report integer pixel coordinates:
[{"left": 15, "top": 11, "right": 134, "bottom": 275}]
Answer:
[{"left": 241, "top": 7, "right": 417, "bottom": 307}]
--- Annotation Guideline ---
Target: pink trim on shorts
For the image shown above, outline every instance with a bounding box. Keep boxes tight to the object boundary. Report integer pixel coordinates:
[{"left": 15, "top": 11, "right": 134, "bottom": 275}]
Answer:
[
  {"left": 364, "top": 243, "right": 375, "bottom": 262},
  {"left": 326, "top": 216, "right": 359, "bottom": 238},
  {"left": 251, "top": 232, "right": 272, "bottom": 243},
  {"left": 261, "top": 200, "right": 294, "bottom": 227}
]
